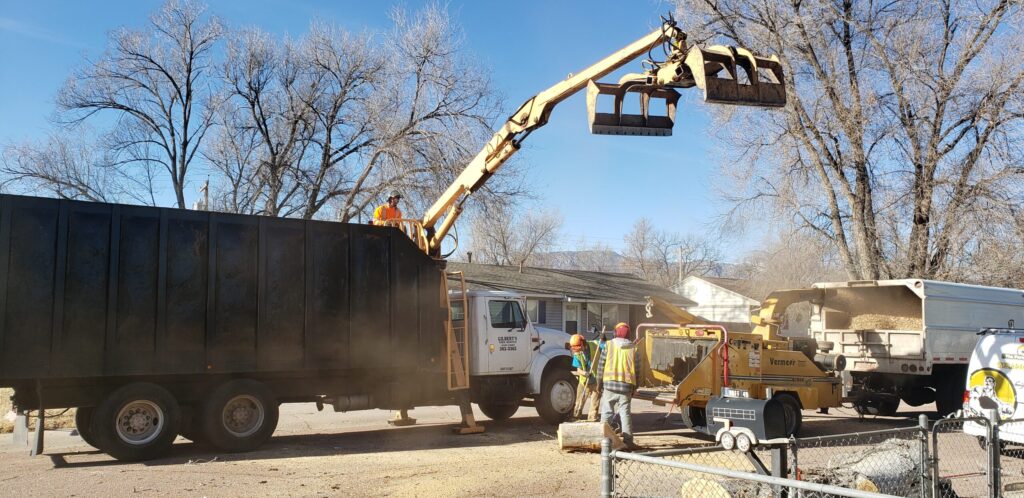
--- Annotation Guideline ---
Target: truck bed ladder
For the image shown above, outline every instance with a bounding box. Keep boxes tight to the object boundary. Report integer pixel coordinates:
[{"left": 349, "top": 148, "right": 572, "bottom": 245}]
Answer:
[{"left": 442, "top": 270, "right": 483, "bottom": 434}]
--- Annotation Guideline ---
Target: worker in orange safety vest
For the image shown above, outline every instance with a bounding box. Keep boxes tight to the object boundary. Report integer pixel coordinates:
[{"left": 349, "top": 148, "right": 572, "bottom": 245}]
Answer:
[{"left": 372, "top": 191, "right": 403, "bottom": 225}]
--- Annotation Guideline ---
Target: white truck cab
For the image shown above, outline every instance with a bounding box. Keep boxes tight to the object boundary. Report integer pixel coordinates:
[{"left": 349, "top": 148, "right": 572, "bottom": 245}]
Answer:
[
  {"left": 964, "top": 329, "right": 1024, "bottom": 444},
  {"left": 451, "top": 291, "right": 577, "bottom": 424}
]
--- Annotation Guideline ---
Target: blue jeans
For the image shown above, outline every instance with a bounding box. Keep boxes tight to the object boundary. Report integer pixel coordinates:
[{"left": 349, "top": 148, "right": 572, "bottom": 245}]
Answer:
[{"left": 600, "top": 390, "right": 633, "bottom": 445}]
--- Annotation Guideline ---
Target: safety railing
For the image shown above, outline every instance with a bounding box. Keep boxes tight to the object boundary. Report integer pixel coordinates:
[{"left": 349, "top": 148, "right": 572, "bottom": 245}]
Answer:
[{"left": 378, "top": 218, "right": 430, "bottom": 254}]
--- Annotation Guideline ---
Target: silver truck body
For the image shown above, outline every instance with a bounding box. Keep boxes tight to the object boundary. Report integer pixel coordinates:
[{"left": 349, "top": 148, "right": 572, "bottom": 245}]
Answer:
[{"left": 811, "top": 279, "right": 1024, "bottom": 375}]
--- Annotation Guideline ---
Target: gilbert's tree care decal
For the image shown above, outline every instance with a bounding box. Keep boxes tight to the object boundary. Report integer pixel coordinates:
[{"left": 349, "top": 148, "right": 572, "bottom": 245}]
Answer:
[{"left": 966, "top": 368, "right": 1016, "bottom": 419}]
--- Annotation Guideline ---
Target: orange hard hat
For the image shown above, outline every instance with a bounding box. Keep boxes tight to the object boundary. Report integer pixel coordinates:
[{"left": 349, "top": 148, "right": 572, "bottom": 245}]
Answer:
[
  {"left": 614, "top": 322, "right": 630, "bottom": 338},
  {"left": 569, "top": 334, "right": 585, "bottom": 350}
]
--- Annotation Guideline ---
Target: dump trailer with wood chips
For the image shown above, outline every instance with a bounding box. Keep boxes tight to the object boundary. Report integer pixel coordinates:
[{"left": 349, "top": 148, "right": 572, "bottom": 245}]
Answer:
[
  {"left": 807, "top": 279, "right": 1024, "bottom": 416},
  {"left": 0, "top": 194, "right": 455, "bottom": 460}
]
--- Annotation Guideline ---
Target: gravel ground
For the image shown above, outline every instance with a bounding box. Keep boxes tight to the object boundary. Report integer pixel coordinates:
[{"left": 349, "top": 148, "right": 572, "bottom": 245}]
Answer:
[{"left": 0, "top": 400, "right": 934, "bottom": 497}]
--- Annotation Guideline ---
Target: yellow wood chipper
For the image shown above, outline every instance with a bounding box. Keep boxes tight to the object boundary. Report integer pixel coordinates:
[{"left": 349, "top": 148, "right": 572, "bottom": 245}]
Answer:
[{"left": 637, "top": 293, "right": 846, "bottom": 442}]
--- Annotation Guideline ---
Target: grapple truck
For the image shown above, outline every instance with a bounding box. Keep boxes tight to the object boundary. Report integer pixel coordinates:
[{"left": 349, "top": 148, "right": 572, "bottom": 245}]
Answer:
[
  {"left": 0, "top": 15, "right": 789, "bottom": 461},
  {"left": 639, "top": 295, "right": 846, "bottom": 437}
]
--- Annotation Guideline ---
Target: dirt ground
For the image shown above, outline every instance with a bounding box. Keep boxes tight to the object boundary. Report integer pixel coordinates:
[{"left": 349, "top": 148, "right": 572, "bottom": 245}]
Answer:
[{"left": 0, "top": 399, "right": 933, "bottom": 497}]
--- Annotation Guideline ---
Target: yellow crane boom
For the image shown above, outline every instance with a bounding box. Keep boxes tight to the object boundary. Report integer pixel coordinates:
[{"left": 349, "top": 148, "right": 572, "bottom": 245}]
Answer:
[{"left": 407, "top": 16, "right": 785, "bottom": 255}]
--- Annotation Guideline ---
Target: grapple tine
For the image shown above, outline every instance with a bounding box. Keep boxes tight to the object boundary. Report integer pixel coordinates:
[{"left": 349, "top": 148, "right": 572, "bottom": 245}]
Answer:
[
  {"left": 586, "top": 80, "right": 681, "bottom": 136},
  {"left": 684, "top": 45, "right": 786, "bottom": 107}
]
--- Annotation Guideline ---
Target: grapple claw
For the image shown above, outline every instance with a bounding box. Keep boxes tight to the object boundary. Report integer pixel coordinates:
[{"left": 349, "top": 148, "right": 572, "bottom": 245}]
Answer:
[
  {"left": 684, "top": 45, "right": 786, "bottom": 107},
  {"left": 586, "top": 80, "right": 680, "bottom": 136}
]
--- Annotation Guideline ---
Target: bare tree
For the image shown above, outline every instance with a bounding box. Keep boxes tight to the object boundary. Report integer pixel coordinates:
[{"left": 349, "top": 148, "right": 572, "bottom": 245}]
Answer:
[
  {"left": 622, "top": 218, "right": 720, "bottom": 287},
  {"left": 217, "top": 29, "right": 312, "bottom": 216},
  {"left": 680, "top": 0, "right": 1024, "bottom": 281},
  {"left": 57, "top": 0, "right": 223, "bottom": 208},
  {"left": 733, "top": 229, "right": 847, "bottom": 301},
  {"left": 467, "top": 204, "right": 562, "bottom": 266},
  {"left": 1, "top": 131, "right": 124, "bottom": 202}
]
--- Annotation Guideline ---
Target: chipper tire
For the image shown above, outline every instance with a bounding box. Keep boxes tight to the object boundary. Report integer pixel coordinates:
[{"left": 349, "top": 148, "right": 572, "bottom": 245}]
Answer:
[
  {"left": 774, "top": 393, "right": 803, "bottom": 437},
  {"left": 536, "top": 369, "right": 577, "bottom": 425},
  {"left": 200, "top": 379, "right": 279, "bottom": 453},
  {"left": 89, "top": 382, "right": 181, "bottom": 462}
]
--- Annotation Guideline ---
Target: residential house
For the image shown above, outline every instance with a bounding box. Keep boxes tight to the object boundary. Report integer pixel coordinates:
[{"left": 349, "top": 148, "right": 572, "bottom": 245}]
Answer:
[
  {"left": 671, "top": 275, "right": 760, "bottom": 332},
  {"left": 672, "top": 275, "right": 811, "bottom": 335},
  {"left": 447, "top": 263, "right": 695, "bottom": 335}
]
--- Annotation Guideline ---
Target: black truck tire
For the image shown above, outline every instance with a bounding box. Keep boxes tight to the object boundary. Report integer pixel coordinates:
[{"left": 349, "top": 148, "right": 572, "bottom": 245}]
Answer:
[
  {"left": 74, "top": 406, "right": 98, "bottom": 448},
  {"left": 200, "top": 379, "right": 279, "bottom": 453},
  {"left": 774, "top": 393, "right": 803, "bottom": 436},
  {"left": 89, "top": 382, "right": 182, "bottom": 462},
  {"left": 536, "top": 369, "right": 577, "bottom": 425},
  {"left": 478, "top": 402, "right": 520, "bottom": 421}
]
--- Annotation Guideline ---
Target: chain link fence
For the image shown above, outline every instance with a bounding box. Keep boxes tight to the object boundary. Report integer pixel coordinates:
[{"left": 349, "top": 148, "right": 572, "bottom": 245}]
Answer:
[
  {"left": 932, "top": 417, "right": 992, "bottom": 497},
  {"left": 793, "top": 424, "right": 929, "bottom": 497},
  {"left": 600, "top": 414, "right": 1024, "bottom": 498}
]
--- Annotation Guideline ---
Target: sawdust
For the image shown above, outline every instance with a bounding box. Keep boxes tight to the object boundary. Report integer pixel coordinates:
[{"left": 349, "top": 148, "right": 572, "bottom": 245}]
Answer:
[
  {"left": 850, "top": 314, "right": 923, "bottom": 330},
  {"left": 0, "top": 388, "right": 76, "bottom": 433}
]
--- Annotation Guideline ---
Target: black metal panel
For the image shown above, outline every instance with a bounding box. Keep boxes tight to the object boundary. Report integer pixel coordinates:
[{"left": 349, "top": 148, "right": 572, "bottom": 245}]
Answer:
[
  {"left": 259, "top": 217, "right": 304, "bottom": 370},
  {"left": 162, "top": 210, "right": 208, "bottom": 373},
  {"left": 110, "top": 207, "right": 159, "bottom": 374},
  {"left": 208, "top": 214, "right": 258, "bottom": 372},
  {"left": 53, "top": 202, "right": 111, "bottom": 377},
  {"left": 304, "top": 221, "right": 350, "bottom": 369},
  {"left": 349, "top": 225, "right": 390, "bottom": 370},
  {"left": 0, "top": 195, "right": 448, "bottom": 403},
  {"left": 1, "top": 197, "right": 58, "bottom": 377},
  {"left": 391, "top": 232, "right": 421, "bottom": 371}
]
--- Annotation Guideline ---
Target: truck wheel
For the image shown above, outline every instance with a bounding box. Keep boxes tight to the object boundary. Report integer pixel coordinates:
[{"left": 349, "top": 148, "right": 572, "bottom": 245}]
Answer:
[
  {"left": 89, "top": 383, "right": 181, "bottom": 462},
  {"left": 774, "top": 393, "right": 803, "bottom": 436},
  {"left": 74, "top": 407, "right": 98, "bottom": 448},
  {"left": 478, "top": 402, "right": 519, "bottom": 421},
  {"left": 200, "top": 380, "right": 279, "bottom": 453},
  {"left": 536, "top": 369, "right": 577, "bottom": 425}
]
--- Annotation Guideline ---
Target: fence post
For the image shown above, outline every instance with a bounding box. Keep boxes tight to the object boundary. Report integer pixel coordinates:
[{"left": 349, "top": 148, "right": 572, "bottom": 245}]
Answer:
[
  {"left": 601, "top": 438, "right": 613, "bottom": 498},
  {"left": 988, "top": 410, "right": 1000, "bottom": 498},
  {"left": 918, "top": 414, "right": 930, "bottom": 498}
]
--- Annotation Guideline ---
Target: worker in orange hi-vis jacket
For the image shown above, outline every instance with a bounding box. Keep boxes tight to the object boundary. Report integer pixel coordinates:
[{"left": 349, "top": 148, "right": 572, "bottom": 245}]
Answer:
[{"left": 372, "top": 191, "right": 403, "bottom": 225}]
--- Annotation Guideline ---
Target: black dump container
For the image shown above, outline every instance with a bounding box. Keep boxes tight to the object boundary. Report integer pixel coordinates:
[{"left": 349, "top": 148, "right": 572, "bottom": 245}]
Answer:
[{"left": 0, "top": 195, "right": 451, "bottom": 410}]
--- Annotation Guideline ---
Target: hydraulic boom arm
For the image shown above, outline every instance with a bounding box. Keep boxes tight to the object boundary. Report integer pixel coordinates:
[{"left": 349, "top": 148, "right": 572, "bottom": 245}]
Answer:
[{"left": 418, "top": 17, "right": 785, "bottom": 255}]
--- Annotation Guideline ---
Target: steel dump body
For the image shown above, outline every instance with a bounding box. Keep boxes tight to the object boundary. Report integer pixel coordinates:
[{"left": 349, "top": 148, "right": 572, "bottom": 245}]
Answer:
[
  {"left": 810, "top": 280, "right": 1024, "bottom": 375},
  {"left": 0, "top": 194, "right": 450, "bottom": 409}
]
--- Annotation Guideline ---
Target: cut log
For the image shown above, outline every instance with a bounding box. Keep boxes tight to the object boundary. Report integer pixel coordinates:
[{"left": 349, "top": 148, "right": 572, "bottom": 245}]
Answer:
[
  {"left": 557, "top": 421, "right": 624, "bottom": 451},
  {"left": 800, "top": 438, "right": 924, "bottom": 496},
  {"left": 679, "top": 477, "right": 773, "bottom": 498}
]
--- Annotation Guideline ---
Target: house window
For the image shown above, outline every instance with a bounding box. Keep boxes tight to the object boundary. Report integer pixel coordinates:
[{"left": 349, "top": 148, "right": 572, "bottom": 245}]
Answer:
[
  {"left": 586, "top": 303, "right": 625, "bottom": 331},
  {"left": 526, "top": 299, "right": 547, "bottom": 324}
]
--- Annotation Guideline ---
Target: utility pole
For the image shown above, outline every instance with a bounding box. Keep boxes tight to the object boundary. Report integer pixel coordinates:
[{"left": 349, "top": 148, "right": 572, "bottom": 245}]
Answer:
[{"left": 678, "top": 245, "right": 683, "bottom": 284}]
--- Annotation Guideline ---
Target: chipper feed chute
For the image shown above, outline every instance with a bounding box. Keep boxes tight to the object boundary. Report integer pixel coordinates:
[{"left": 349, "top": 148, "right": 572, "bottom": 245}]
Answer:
[
  {"left": 684, "top": 45, "right": 786, "bottom": 107},
  {"left": 586, "top": 80, "right": 680, "bottom": 136}
]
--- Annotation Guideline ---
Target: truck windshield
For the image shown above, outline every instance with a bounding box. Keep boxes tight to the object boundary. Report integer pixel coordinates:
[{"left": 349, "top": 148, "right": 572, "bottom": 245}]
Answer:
[{"left": 489, "top": 300, "right": 526, "bottom": 329}]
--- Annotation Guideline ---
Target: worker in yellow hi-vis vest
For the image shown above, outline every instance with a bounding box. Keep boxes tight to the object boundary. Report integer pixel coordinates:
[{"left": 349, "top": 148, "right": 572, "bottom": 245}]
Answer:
[
  {"left": 598, "top": 322, "right": 639, "bottom": 449},
  {"left": 372, "top": 191, "right": 403, "bottom": 225}
]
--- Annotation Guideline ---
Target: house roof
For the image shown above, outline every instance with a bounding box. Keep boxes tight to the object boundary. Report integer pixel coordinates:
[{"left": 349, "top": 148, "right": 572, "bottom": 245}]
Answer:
[
  {"left": 448, "top": 262, "right": 696, "bottom": 307},
  {"left": 676, "top": 275, "right": 760, "bottom": 303}
]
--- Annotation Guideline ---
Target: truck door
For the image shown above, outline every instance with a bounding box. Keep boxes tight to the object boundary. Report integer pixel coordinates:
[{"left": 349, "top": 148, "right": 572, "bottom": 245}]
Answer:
[{"left": 484, "top": 298, "right": 532, "bottom": 374}]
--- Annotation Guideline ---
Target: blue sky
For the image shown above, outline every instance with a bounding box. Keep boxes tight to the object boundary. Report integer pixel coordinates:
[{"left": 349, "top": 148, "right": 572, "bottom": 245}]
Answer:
[{"left": 0, "top": 0, "right": 753, "bottom": 258}]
